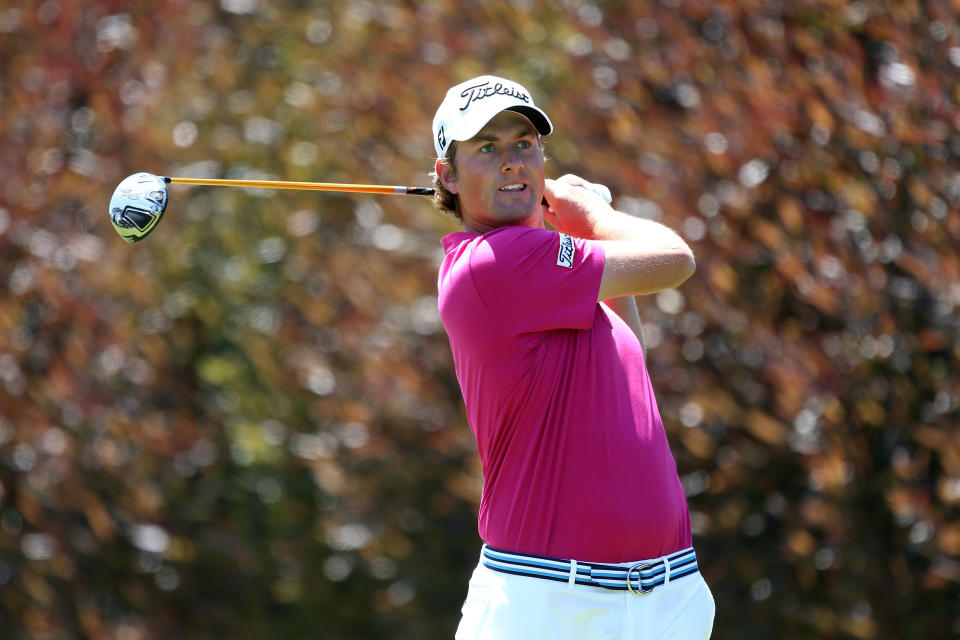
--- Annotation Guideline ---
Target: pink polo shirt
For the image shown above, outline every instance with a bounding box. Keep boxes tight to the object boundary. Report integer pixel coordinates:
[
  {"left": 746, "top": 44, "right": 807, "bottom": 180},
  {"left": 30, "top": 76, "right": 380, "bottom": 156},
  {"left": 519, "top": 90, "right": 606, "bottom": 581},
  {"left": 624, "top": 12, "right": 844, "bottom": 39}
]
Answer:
[{"left": 438, "top": 225, "right": 692, "bottom": 563}]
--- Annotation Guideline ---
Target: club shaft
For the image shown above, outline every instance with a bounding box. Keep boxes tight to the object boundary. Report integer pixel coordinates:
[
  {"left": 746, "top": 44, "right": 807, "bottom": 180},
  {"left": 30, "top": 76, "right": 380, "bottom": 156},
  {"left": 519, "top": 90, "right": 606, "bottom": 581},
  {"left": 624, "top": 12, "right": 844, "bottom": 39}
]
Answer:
[{"left": 164, "top": 176, "right": 435, "bottom": 196}]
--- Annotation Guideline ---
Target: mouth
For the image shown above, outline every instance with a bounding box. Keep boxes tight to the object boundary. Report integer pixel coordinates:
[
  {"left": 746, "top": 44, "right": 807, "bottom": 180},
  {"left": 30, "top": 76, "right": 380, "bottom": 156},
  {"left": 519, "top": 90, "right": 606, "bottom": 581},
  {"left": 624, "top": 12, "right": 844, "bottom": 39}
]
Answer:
[{"left": 498, "top": 183, "right": 527, "bottom": 193}]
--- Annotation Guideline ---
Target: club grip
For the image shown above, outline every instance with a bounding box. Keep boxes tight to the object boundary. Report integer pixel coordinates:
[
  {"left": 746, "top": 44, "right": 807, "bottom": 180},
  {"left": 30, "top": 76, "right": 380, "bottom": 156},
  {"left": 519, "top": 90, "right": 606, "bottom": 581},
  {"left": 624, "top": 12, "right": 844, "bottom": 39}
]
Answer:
[
  {"left": 581, "top": 180, "right": 612, "bottom": 204},
  {"left": 555, "top": 174, "right": 612, "bottom": 203}
]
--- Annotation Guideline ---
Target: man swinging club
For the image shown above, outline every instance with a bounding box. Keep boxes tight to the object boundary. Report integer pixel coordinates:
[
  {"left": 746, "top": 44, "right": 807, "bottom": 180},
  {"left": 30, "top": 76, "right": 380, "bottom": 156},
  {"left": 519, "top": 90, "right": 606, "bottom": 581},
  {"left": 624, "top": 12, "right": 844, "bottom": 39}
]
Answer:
[{"left": 431, "top": 75, "right": 715, "bottom": 639}]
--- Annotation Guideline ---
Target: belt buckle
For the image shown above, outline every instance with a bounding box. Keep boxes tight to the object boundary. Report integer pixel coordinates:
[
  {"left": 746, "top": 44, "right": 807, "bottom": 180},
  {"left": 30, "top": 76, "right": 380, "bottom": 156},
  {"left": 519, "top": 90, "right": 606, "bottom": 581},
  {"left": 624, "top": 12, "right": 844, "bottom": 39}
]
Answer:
[{"left": 626, "top": 562, "right": 653, "bottom": 595}]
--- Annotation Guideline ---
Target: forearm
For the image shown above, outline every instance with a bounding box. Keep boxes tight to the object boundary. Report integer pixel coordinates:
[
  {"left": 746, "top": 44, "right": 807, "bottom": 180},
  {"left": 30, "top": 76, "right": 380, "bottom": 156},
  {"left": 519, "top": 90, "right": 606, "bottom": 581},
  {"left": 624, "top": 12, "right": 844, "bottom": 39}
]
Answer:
[{"left": 591, "top": 210, "right": 690, "bottom": 251}]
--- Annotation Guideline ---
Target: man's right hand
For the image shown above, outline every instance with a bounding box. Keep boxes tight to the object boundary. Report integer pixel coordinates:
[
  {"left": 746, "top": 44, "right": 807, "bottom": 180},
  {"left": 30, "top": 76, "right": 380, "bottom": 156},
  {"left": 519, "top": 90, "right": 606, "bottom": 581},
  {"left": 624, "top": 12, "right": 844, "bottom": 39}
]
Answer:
[{"left": 541, "top": 174, "right": 615, "bottom": 239}]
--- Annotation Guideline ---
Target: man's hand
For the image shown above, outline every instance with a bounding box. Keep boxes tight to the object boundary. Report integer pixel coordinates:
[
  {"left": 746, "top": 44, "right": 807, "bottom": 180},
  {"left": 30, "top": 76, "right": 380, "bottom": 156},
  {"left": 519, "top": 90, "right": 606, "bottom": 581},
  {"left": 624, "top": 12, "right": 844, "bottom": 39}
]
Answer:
[{"left": 542, "top": 174, "right": 615, "bottom": 239}]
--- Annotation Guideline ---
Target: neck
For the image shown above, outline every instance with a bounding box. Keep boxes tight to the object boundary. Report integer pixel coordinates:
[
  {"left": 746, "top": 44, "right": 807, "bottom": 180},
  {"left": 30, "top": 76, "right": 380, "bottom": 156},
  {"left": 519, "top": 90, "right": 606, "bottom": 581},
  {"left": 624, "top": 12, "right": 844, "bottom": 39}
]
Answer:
[{"left": 461, "top": 213, "right": 545, "bottom": 235}]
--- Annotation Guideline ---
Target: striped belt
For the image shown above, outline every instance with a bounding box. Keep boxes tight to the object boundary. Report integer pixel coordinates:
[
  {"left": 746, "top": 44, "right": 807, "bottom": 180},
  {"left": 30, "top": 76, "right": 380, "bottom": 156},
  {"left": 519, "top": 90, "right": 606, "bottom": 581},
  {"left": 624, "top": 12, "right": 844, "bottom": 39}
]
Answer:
[{"left": 481, "top": 545, "right": 699, "bottom": 595}]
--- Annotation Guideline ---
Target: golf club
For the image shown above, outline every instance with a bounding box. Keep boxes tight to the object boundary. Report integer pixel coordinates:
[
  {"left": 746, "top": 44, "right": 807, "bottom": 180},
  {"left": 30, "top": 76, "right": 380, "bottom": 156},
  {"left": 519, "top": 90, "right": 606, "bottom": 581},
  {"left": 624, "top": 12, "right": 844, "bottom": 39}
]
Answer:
[
  {"left": 108, "top": 172, "right": 436, "bottom": 243},
  {"left": 108, "top": 172, "right": 613, "bottom": 244}
]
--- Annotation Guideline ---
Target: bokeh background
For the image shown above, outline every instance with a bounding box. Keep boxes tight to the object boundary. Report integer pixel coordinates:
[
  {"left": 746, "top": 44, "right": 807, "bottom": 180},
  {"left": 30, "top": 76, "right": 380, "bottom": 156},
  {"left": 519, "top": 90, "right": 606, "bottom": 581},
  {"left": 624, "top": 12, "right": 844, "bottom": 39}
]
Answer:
[{"left": 1, "top": 0, "right": 959, "bottom": 638}]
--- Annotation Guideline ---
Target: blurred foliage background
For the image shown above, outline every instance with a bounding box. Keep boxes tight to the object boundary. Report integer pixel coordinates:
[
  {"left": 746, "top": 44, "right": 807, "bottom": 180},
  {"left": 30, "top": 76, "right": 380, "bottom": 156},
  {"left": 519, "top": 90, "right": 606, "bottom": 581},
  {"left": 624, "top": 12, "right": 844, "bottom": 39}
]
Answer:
[{"left": 1, "top": 0, "right": 959, "bottom": 638}]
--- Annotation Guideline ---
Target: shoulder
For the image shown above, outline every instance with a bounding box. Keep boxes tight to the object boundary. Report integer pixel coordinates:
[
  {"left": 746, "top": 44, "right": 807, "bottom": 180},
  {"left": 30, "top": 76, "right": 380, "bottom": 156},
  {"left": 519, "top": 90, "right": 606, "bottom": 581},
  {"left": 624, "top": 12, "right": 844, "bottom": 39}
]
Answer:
[
  {"left": 483, "top": 225, "right": 553, "bottom": 246},
  {"left": 479, "top": 227, "right": 604, "bottom": 274},
  {"left": 475, "top": 226, "right": 559, "bottom": 261},
  {"left": 443, "top": 226, "right": 558, "bottom": 267}
]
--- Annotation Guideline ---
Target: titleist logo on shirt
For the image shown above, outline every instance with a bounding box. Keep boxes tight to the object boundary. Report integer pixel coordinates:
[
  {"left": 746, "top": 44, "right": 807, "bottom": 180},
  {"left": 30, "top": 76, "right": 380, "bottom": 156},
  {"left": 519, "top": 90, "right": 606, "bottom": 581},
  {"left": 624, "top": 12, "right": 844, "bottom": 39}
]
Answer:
[
  {"left": 458, "top": 81, "right": 531, "bottom": 111},
  {"left": 557, "top": 233, "right": 575, "bottom": 268}
]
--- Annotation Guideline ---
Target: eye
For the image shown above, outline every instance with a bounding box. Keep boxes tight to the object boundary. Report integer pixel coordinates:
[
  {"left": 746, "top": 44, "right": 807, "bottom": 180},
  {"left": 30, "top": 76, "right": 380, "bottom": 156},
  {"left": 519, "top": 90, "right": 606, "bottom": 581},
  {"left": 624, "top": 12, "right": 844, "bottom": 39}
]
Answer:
[
  {"left": 479, "top": 143, "right": 495, "bottom": 153},
  {"left": 516, "top": 139, "right": 532, "bottom": 150}
]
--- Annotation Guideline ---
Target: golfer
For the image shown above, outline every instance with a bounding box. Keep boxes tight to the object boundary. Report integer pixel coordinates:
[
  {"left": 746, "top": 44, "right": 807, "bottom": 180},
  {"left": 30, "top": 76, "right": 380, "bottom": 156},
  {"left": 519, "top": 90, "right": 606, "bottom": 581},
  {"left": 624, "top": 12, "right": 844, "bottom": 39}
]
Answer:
[{"left": 431, "top": 75, "right": 714, "bottom": 639}]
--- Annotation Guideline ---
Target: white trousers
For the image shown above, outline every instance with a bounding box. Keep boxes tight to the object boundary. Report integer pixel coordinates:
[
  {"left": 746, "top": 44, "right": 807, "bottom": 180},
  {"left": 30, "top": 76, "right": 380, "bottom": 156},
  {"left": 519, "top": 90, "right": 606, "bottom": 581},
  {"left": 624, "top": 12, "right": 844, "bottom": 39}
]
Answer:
[{"left": 455, "top": 549, "right": 715, "bottom": 640}]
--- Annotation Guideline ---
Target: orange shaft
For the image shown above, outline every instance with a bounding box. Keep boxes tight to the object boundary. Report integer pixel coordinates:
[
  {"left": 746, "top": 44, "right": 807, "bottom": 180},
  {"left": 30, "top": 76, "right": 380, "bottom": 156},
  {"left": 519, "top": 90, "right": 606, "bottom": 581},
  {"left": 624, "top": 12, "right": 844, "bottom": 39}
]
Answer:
[{"left": 164, "top": 177, "right": 433, "bottom": 196}]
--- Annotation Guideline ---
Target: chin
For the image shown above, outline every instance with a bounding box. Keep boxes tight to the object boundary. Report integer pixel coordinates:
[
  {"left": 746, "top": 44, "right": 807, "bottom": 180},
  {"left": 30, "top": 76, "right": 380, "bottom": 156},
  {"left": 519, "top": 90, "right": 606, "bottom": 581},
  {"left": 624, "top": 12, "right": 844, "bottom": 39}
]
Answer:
[{"left": 495, "top": 197, "right": 539, "bottom": 218}]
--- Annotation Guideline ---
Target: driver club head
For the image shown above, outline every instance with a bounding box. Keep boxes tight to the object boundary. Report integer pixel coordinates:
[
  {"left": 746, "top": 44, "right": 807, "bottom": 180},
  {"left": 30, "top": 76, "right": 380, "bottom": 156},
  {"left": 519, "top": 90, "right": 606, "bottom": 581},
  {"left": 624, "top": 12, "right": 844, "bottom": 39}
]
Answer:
[{"left": 109, "top": 172, "right": 168, "bottom": 243}]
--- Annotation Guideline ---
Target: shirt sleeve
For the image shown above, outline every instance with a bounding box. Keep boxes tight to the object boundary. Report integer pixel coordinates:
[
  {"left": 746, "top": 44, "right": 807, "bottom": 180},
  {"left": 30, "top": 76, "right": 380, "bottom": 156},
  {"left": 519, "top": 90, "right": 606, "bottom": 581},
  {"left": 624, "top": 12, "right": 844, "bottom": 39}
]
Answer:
[{"left": 467, "top": 226, "right": 605, "bottom": 336}]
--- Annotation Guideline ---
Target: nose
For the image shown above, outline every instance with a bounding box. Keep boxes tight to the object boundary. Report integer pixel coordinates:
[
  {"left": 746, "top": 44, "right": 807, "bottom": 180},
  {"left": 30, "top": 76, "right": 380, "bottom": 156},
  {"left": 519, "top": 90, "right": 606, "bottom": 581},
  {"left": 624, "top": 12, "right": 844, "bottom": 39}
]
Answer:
[{"left": 501, "top": 147, "right": 523, "bottom": 173}]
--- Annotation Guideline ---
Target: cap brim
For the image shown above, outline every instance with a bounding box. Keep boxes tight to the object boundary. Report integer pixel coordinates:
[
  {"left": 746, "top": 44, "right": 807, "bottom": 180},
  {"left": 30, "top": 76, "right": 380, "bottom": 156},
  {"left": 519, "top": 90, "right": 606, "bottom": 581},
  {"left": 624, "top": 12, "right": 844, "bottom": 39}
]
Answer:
[
  {"left": 436, "top": 102, "right": 554, "bottom": 158},
  {"left": 444, "top": 105, "right": 554, "bottom": 152},
  {"left": 505, "top": 105, "right": 553, "bottom": 136}
]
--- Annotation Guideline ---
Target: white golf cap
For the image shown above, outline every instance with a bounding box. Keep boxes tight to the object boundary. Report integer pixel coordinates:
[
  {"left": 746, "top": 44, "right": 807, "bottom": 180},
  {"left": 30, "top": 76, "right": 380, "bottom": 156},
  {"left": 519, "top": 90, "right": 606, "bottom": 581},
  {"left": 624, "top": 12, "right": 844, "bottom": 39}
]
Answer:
[{"left": 432, "top": 75, "right": 553, "bottom": 158}]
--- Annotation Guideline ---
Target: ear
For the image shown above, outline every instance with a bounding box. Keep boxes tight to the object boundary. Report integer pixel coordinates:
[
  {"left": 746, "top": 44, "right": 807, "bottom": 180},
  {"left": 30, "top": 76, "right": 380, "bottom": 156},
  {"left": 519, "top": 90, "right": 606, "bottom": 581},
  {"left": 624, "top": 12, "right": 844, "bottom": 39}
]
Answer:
[{"left": 435, "top": 158, "right": 459, "bottom": 194}]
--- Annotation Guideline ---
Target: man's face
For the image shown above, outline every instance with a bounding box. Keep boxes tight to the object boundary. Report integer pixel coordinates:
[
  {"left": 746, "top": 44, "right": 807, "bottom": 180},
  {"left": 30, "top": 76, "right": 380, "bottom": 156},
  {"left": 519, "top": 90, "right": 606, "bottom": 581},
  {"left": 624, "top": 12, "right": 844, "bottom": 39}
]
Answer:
[{"left": 436, "top": 111, "right": 545, "bottom": 233}]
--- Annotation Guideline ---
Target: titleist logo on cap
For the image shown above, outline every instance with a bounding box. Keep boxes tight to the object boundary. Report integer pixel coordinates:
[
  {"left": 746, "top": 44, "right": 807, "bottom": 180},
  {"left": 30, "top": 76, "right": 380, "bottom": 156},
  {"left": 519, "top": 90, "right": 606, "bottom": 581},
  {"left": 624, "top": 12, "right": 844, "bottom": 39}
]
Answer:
[{"left": 458, "top": 81, "right": 531, "bottom": 111}]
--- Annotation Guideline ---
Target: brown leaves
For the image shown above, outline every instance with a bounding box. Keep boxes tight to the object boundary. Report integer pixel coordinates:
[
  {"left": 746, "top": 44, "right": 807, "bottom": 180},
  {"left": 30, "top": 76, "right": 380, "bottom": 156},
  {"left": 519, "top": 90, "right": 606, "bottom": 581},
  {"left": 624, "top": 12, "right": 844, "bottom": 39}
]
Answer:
[{"left": 0, "top": 1, "right": 958, "bottom": 638}]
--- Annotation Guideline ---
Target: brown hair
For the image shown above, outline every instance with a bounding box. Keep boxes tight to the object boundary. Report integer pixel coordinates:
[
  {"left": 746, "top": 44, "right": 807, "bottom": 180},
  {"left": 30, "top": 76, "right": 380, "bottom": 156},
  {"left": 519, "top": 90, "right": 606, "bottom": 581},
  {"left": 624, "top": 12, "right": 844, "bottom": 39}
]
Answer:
[{"left": 431, "top": 142, "right": 461, "bottom": 219}]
